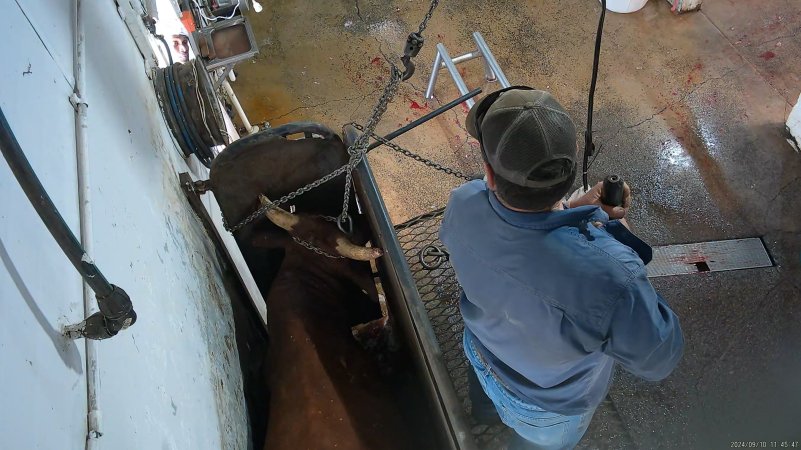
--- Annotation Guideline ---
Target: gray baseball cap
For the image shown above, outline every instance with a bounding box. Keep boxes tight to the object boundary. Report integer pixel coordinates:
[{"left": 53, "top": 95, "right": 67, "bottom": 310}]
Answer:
[{"left": 466, "top": 89, "right": 578, "bottom": 188}]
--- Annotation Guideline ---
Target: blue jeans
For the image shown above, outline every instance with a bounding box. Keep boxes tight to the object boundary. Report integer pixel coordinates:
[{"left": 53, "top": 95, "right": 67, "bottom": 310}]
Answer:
[{"left": 464, "top": 332, "right": 595, "bottom": 450}]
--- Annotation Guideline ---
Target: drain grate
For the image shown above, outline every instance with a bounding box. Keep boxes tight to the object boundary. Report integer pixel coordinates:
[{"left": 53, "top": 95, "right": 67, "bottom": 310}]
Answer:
[{"left": 647, "top": 238, "right": 772, "bottom": 277}]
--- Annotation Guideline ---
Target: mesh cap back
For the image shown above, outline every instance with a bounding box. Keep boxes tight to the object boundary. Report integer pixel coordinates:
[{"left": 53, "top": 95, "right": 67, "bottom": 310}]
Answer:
[{"left": 467, "top": 89, "right": 577, "bottom": 188}]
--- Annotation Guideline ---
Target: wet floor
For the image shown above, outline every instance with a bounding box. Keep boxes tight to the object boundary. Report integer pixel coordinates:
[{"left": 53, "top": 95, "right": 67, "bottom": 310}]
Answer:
[{"left": 231, "top": 0, "right": 801, "bottom": 448}]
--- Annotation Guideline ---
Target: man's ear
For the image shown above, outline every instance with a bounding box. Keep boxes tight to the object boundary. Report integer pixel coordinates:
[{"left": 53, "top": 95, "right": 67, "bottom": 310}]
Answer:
[{"left": 484, "top": 162, "right": 497, "bottom": 191}]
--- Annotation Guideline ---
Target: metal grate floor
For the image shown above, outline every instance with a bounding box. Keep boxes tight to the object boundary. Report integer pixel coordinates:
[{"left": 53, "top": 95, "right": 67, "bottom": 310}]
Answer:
[
  {"left": 395, "top": 209, "right": 513, "bottom": 448},
  {"left": 394, "top": 209, "right": 633, "bottom": 449}
]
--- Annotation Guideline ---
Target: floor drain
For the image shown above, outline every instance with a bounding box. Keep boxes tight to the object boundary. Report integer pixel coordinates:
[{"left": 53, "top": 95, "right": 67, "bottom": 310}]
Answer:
[{"left": 647, "top": 238, "right": 772, "bottom": 277}]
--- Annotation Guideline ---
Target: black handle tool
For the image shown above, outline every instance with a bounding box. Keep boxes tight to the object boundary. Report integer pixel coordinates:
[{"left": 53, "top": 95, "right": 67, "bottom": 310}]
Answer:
[{"left": 601, "top": 175, "right": 624, "bottom": 207}]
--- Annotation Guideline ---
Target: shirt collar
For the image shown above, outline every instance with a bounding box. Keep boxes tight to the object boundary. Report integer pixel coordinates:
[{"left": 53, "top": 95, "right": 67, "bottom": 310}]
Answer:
[{"left": 487, "top": 187, "right": 609, "bottom": 230}]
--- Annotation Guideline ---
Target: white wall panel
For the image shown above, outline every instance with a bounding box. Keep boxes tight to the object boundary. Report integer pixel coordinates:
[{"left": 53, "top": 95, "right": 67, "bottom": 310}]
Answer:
[
  {"left": 0, "top": 2, "right": 86, "bottom": 449},
  {"left": 13, "top": 0, "right": 75, "bottom": 87},
  {"left": 82, "top": 2, "right": 247, "bottom": 449},
  {"left": 1, "top": 1, "right": 248, "bottom": 449}
]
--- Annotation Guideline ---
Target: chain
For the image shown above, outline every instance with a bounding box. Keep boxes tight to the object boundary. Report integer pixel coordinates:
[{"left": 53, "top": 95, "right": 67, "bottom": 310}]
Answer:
[
  {"left": 350, "top": 123, "right": 474, "bottom": 181},
  {"left": 341, "top": 0, "right": 442, "bottom": 228},
  {"left": 338, "top": 66, "right": 403, "bottom": 224},
  {"left": 224, "top": 0, "right": 440, "bottom": 233},
  {"left": 292, "top": 236, "right": 345, "bottom": 259},
  {"left": 224, "top": 163, "right": 350, "bottom": 231},
  {"left": 418, "top": 0, "right": 440, "bottom": 34},
  {"left": 223, "top": 67, "right": 403, "bottom": 233}
]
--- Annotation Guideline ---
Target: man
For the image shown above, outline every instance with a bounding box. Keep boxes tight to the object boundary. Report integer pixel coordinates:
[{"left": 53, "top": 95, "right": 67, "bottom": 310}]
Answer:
[
  {"left": 439, "top": 87, "right": 684, "bottom": 450},
  {"left": 171, "top": 33, "right": 190, "bottom": 63}
]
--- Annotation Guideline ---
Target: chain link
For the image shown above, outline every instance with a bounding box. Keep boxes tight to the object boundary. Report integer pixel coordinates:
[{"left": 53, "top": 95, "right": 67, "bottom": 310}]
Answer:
[
  {"left": 350, "top": 123, "right": 474, "bottom": 181},
  {"left": 338, "top": 65, "right": 403, "bottom": 224},
  {"left": 292, "top": 236, "right": 345, "bottom": 259},
  {"left": 418, "top": 0, "right": 440, "bottom": 34},
  {"left": 224, "top": 163, "right": 351, "bottom": 231}
]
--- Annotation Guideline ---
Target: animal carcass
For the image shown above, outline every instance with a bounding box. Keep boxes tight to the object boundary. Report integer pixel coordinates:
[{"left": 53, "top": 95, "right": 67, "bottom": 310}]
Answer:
[{"left": 209, "top": 125, "right": 409, "bottom": 450}]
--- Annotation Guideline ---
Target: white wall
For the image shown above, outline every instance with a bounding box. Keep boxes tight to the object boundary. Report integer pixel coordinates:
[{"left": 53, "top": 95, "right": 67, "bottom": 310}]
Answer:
[
  {"left": 1, "top": 1, "right": 248, "bottom": 449},
  {"left": 787, "top": 94, "right": 801, "bottom": 152}
]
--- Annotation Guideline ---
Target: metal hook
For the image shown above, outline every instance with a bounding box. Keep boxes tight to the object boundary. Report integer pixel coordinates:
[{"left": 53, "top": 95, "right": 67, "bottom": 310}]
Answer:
[
  {"left": 401, "top": 32, "right": 424, "bottom": 81},
  {"left": 419, "top": 244, "right": 449, "bottom": 269},
  {"left": 337, "top": 214, "right": 353, "bottom": 235}
]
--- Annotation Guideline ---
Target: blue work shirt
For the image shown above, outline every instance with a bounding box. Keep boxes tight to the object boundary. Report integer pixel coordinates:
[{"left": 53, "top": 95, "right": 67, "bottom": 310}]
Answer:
[{"left": 439, "top": 181, "right": 684, "bottom": 415}]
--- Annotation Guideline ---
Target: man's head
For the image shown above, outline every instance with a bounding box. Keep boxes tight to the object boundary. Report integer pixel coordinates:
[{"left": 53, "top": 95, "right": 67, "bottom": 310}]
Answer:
[
  {"left": 467, "top": 87, "right": 578, "bottom": 211},
  {"left": 171, "top": 34, "right": 190, "bottom": 63}
]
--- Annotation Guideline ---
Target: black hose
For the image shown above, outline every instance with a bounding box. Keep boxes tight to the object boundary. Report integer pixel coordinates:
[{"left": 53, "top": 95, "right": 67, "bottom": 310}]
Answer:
[
  {"left": 156, "top": 34, "right": 174, "bottom": 66},
  {"left": 0, "top": 106, "right": 136, "bottom": 339},
  {"left": 583, "top": 0, "right": 607, "bottom": 191}
]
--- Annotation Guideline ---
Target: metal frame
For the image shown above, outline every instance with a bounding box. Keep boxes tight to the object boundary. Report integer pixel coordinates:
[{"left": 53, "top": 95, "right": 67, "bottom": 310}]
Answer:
[
  {"left": 193, "top": 15, "right": 259, "bottom": 70},
  {"left": 345, "top": 126, "right": 478, "bottom": 450},
  {"left": 425, "top": 32, "right": 510, "bottom": 109},
  {"left": 179, "top": 172, "right": 269, "bottom": 332},
  {"left": 214, "top": 63, "right": 236, "bottom": 90}
]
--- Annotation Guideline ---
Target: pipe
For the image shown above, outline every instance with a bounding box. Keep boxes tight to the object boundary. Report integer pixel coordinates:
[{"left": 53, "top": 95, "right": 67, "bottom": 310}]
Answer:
[
  {"left": 424, "top": 50, "right": 443, "bottom": 101},
  {"left": 0, "top": 116, "right": 111, "bottom": 293},
  {"left": 0, "top": 52, "right": 135, "bottom": 339},
  {"left": 366, "top": 88, "right": 482, "bottom": 153},
  {"left": 471, "top": 32, "right": 509, "bottom": 88},
  {"left": 435, "top": 43, "right": 475, "bottom": 109},
  {"left": 0, "top": 112, "right": 136, "bottom": 339},
  {"left": 73, "top": 1, "right": 101, "bottom": 448},
  {"left": 221, "top": 80, "right": 258, "bottom": 135},
  {"left": 438, "top": 51, "right": 482, "bottom": 69},
  {"left": 431, "top": 50, "right": 495, "bottom": 83}
]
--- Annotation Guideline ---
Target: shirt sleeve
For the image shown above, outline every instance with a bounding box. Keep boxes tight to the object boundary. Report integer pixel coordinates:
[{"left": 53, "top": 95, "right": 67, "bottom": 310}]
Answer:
[{"left": 602, "top": 269, "right": 684, "bottom": 381}]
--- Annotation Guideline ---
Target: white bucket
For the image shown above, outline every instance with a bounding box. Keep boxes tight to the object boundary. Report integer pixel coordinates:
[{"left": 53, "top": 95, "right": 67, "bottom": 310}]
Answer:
[{"left": 601, "top": 0, "right": 649, "bottom": 13}]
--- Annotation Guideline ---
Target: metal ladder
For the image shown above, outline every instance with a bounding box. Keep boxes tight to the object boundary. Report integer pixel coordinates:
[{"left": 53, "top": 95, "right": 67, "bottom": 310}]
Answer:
[{"left": 425, "top": 32, "right": 511, "bottom": 109}]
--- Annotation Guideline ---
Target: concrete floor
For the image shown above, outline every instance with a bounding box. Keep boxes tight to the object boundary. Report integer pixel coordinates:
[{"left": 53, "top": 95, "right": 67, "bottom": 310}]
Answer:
[{"left": 233, "top": 0, "right": 801, "bottom": 448}]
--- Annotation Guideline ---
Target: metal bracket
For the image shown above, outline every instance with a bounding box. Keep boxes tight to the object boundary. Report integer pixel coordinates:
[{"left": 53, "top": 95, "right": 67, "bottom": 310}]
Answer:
[
  {"left": 193, "top": 16, "right": 259, "bottom": 70},
  {"left": 213, "top": 63, "right": 236, "bottom": 90},
  {"left": 418, "top": 244, "right": 450, "bottom": 270},
  {"left": 185, "top": 178, "right": 212, "bottom": 195},
  {"left": 69, "top": 93, "right": 87, "bottom": 111},
  {"left": 63, "top": 284, "right": 137, "bottom": 340},
  {"left": 425, "top": 32, "right": 510, "bottom": 109}
]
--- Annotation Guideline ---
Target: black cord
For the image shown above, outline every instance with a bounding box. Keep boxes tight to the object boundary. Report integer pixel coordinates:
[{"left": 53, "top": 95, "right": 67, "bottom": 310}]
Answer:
[
  {"left": 156, "top": 34, "right": 174, "bottom": 66},
  {"left": 586, "top": 142, "right": 604, "bottom": 171},
  {"left": 582, "top": 0, "right": 606, "bottom": 191}
]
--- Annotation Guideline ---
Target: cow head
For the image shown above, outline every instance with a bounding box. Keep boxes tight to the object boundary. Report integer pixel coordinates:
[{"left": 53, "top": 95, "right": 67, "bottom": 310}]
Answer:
[{"left": 256, "top": 195, "right": 383, "bottom": 261}]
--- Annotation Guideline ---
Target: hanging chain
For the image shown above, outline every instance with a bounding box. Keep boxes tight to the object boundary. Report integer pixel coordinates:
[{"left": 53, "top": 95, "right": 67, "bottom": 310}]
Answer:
[
  {"left": 224, "top": 61, "right": 403, "bottom": 233},
  {"left": 224, "top": 0, "right": 441, "bottom": 234},
  {"left": 292, "top": 236, "right": 345, "bottom": 259},
  {"left": 418, "top": 0, "right": 440, "bottom": 34},
  {"left": 338, "top": 66, "right": 402, "bottom": 225},
  {"left": 224, "top": 162, "right": 350, "bottom": 232},
  {"left": 349, "top": 123, "right": 474, "bottom": 181}
]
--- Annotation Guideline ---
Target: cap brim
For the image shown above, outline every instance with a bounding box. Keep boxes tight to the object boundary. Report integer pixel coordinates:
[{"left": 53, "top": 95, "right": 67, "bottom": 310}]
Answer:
[{"left": 465, "top": 94, "right": 498, "bottom": 139}]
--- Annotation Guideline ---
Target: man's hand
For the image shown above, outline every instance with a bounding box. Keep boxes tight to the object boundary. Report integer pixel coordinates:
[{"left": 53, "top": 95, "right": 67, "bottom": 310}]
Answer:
[{"left": 568, "top": 181, "right": 631, "bottom": 220}]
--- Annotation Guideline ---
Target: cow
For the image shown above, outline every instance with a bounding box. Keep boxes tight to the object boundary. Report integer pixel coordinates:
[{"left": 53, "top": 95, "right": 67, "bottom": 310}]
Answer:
[{"left": 208, "top": 125, "right": 409, "bottom": 450}]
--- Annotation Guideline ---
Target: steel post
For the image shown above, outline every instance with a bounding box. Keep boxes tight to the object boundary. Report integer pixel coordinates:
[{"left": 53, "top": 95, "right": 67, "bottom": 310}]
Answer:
[{"left": 472, "top": 32, "right": 510, "bottom": 88}]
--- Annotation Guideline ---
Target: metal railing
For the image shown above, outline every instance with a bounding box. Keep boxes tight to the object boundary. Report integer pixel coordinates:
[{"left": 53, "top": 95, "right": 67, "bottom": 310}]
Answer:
[{"left": 425, "top": 32, "right": 510, "bottom": 109}]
